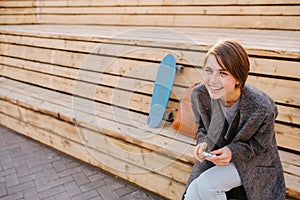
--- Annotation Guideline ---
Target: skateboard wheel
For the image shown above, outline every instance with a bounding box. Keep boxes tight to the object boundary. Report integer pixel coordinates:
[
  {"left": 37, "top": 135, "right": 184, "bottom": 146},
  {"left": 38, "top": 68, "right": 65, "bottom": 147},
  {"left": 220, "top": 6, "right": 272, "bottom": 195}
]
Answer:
[
  {"left": 163, "top": 111, "right": 173, "bottom": 121},
  {"left": 176, "top": 65, "right": 184, "bottom": 74}
]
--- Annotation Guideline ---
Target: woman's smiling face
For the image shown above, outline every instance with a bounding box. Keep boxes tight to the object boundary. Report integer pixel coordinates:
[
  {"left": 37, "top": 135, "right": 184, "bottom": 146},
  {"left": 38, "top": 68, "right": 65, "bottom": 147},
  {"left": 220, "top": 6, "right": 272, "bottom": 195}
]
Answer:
[{"left": 203, "top": 54, "right": 240, "bottom": 104}]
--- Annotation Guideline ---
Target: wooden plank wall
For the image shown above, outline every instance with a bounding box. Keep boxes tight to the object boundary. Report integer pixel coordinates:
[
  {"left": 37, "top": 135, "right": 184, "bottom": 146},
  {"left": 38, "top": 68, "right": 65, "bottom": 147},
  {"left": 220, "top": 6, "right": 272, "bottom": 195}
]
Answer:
[
  {"left": 0, "top": 0, "right": 299, "bottom": 199},
  {"left": 0, "top": 26, "right": 299, "bottom": 151},
  {"left": 0, "top": 0, "right": 300, "bottom": 30},
  {"left": 0, "top": 25, "right": 299, "bottom": 198},
  {"left": 0, "top": 0, "right": 37, "bottom": 24}
]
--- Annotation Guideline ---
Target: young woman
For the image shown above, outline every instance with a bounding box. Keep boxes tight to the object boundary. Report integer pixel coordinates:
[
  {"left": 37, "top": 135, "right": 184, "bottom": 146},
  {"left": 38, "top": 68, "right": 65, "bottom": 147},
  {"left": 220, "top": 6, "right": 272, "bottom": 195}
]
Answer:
[{"left": 184, "top": 39, "right": 286, "bottom": 200}]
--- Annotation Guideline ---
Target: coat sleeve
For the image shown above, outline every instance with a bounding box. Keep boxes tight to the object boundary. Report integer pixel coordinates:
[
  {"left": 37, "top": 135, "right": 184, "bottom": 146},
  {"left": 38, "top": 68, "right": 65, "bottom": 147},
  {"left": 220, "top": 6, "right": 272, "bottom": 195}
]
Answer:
[
  {"left": 191, "top": 88, "right": 207, "bottom": 144},
  {"left": 227, "top": 106, "right": 278, "bottom": 162}
]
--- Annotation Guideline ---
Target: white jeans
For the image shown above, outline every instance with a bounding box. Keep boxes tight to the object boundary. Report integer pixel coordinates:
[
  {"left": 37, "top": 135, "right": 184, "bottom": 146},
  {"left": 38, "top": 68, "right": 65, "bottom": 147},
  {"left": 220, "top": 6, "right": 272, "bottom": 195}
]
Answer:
[{"left": 184, "top": 163, "right": 242, "bottom": 200}]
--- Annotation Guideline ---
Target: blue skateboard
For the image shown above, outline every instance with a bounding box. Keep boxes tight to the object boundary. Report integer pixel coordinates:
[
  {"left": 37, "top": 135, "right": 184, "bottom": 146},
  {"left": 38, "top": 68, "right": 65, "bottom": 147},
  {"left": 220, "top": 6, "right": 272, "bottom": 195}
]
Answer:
[{"left": 147, "top": 54, "right": 182, "bottom": 128}]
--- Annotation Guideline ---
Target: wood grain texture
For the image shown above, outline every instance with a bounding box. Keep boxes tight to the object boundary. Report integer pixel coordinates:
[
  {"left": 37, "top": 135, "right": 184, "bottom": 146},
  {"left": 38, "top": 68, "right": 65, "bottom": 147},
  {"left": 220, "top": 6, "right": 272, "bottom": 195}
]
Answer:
[{"left": 0, "top": 1, "right": 299, "bottom": 197}]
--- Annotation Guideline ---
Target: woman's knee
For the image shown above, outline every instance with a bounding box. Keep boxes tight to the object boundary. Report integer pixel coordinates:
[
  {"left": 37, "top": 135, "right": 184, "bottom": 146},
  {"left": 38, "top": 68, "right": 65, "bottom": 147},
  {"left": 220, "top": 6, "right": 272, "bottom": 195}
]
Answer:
[
  {"left": 196, "top": 174, "right": 226, "bottom": 199},
  {"left": 197, "top": 172, "right": 217, "bottom": 190},
  {"left": 184, "top": 179, "right": 199, "bottom": 200}
]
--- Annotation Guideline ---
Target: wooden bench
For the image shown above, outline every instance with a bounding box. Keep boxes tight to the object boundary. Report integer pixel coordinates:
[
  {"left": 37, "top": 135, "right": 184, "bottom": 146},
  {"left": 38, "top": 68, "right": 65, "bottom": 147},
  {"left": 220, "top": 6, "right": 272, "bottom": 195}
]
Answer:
[
  {"left": 0, "top": 1, "right": 299, "bottom": 199},
  {"left": 0, "top": 25, "right": 299, "bottom": 199}
]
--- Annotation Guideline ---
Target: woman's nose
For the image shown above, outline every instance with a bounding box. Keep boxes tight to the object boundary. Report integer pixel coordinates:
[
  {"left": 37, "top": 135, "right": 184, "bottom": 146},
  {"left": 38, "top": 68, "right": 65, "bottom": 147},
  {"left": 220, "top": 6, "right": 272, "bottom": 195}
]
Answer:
[{"left": 209, "top": 72, "right": 221, "bottom": 84}]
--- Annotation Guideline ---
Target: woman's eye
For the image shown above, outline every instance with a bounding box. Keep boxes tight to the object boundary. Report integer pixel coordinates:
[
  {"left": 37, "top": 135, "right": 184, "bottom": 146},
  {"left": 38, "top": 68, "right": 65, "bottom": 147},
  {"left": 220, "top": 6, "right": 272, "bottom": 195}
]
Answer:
[
  {"left": 204, "top": 68, "right": 212, "bottom": 73},
  {"left": 220, "top": 72, "right": 228, "bottom": 76}
]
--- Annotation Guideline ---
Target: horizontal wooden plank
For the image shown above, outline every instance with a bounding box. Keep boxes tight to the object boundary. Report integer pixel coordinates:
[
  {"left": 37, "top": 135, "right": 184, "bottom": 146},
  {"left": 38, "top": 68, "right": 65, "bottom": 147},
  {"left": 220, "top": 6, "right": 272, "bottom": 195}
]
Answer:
[
  {"left": 285, "top": 173, "right": 300, "bottom": 199},
  {"left": 1, "top": 0, "right": 298, "bottom": 7},
  {"left": 3, "top": 13, "right": 298, "bottom": 30},
  {"left": 1, "top": 80, "right": 300, "bottom": 198},
  {"left": 275, "top": 123, "right": 300, "bottom": 152},
  {"left": 0, "top": 7, "right": 37, "bottom": 14},
  {"left": 0, "top": 113, "right": 185, "bottom": 200},
  {"left": 1, "top": 77, "right": 299, "bottom": 152},
  {"left": 1, "top": 55, "right": 298, "bottom": 126},
  {"left": 0, "top": 42, "right": 203, "bottom": 89},
  {"left": 280, "top": 151, "right": 300, "bottom": 178},
  {"left": 36, "top": 15, "right": 300, "bottom": 30},
  {"left": 0, "top": 33, "right": 299, "bottom": 78},
  {"left": 0, "top": 15, "right": 37, "bottom": 24},
  {"left": 0, "top": 55, "right": 193, "bottom": 96},
  {"left": 2, "top": 5, "right": 299, "bottom": 15},
  {"left": 277, "top": 105, "right": 300, "bottom": 125},
  {"left": 0, "top": 98, "right": 192, "bottom": 184},
  {"left": 3, "top": 76, "right": 299, "bottom": 155},
  {"left": 0, "top": 25, "right": 298, "bottom": 59},
  {"left": 35, "top": 0, "right": 300, "bottom": 6},
  {"left": 3, "top": 14, "right": 297, "bottom": 31},
  {"left": 248, "top": 76, "right": 300, "bottom": 106},
  {"left": 0, "top": 64, "right": 181, "bottom": 114},
  {"left": 280, "top": 151, "right": 300, "bottom": 166},
  {"left": 0, "top": 77, "right": 195, "bottom": 145},
  {"left": 249, "top": 58, "right": 300, "bottom": 79},
  {"left": 36, "top": 5, "right": 300, "bottom": 16},
  {"left": 0, "top": 108, "right": 299, "bottom": 199},
  {"left": 0, "top": 43, "right": 299, "bottom": 108},
  {"left": 1, "top": 77, "right": 299, "bottom": 161},
  {"left": 0, "top": 35, "right": 297, "bottom": 79},
  {"left": 280, "top": 150, "right": 300, "bottom": 198},
  {"left": 0, "top": 0, "right": 35, "bottom": 7},
  {"left": 279, "top": 151, "right": 300, "bottom": 199},
  {"left": 0, "top": 77, "right": 196, "bottom": 163},
  {"left": 1, "top": 48, "right": 299, "bottom": 107}
]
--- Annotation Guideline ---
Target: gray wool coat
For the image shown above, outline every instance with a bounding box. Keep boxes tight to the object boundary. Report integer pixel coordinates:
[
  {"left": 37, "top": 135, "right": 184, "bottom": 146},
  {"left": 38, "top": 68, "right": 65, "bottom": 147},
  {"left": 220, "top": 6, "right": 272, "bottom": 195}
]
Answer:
[{"left": 187, "top": 83, "right": 286, "bottom": 200}]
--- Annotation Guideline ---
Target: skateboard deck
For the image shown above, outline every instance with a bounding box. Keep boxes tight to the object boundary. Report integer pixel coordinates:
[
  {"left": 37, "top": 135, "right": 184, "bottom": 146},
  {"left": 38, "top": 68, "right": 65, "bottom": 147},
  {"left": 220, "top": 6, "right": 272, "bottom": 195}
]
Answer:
[{"left": 147, "top": 54, "right": 176, "bottom": 128}]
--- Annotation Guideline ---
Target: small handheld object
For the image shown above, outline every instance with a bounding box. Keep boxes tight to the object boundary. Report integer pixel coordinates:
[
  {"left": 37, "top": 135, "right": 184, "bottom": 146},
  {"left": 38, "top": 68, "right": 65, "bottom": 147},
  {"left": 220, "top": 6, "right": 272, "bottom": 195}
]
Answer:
[{"left": 202, "top": 152, "right": 216, "bottom": 158}]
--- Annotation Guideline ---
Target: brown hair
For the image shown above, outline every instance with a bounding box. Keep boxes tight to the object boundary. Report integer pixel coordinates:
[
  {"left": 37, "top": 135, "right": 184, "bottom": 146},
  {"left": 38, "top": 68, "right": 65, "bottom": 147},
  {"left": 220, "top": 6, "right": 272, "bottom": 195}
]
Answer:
[{"left": 203, "top": 39, "right": 250, "bottom": 88}]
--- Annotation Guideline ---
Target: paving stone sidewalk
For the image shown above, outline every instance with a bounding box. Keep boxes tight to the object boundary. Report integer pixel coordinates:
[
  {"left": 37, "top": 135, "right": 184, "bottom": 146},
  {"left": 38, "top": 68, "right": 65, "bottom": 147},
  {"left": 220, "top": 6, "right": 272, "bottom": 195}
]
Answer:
[{"left": 0, "top": 125, "right": 167, "bottom": 200}]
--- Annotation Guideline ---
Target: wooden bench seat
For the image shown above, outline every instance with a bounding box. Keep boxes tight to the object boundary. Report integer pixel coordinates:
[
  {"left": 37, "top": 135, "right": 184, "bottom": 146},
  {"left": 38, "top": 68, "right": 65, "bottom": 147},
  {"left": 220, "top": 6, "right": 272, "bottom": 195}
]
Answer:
[
  {"left": 0, "top": 0, "right": 299, "bottom": 198},
  {"left": 0, "top": 77, "right": 195, "bottom": 199},
  {"left": 0, "top": 24, "right": 299, "bottom": 199},
  {"left": 0, "top": 78, "right": 299, "bottom": 199}
]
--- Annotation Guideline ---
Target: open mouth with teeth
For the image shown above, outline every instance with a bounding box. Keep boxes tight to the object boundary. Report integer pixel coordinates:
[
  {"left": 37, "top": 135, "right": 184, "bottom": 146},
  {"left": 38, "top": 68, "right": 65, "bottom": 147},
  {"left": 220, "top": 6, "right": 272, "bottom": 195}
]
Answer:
[
  {"left": 205, "top": 83, "right": 225, "bottom": 99},
  {"left": 209, "top": 85, "right": 224, "bottom": 91}
]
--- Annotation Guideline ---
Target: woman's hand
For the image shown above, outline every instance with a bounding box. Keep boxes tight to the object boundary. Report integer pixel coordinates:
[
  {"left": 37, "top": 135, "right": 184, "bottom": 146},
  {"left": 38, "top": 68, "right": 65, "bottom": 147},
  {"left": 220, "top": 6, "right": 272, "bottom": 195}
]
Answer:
[
  {"left": 194, "top": 142, "right": 208, "bottom": 162},
  {"left": 206, "top": 146, "right": 232, "bottom": 166}
]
